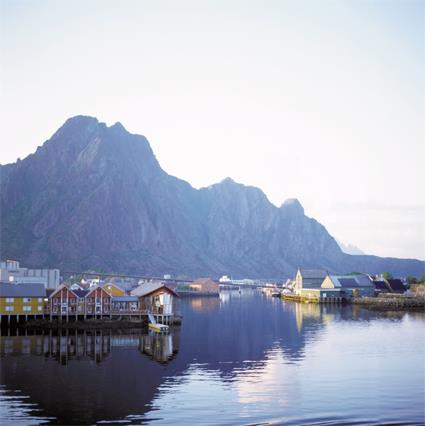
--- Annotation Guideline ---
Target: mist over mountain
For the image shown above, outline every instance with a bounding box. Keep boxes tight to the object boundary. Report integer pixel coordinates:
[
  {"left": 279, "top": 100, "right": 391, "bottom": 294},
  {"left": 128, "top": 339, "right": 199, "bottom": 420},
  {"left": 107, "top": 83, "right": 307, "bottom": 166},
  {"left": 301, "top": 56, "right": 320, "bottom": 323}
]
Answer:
[{"left": 1, "top": 116, "right": 423, "bottom": 278}]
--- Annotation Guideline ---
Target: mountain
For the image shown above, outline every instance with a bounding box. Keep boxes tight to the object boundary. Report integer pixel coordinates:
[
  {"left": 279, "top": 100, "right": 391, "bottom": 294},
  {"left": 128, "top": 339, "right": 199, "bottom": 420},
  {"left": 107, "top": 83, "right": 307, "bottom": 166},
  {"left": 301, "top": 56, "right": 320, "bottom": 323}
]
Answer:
[
  {"left": 1, "top": 116, "right": 424, "bottom": 278},
  {"left": 337, "top": 240, "right": 366, "bottom": 255}
]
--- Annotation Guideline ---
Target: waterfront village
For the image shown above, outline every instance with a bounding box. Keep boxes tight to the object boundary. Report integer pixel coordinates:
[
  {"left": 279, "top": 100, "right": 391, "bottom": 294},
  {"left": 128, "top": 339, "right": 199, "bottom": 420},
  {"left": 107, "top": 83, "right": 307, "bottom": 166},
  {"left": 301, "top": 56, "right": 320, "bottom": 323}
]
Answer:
[{"left": 0, "top": 260, "right": 424, "bottom": 330}]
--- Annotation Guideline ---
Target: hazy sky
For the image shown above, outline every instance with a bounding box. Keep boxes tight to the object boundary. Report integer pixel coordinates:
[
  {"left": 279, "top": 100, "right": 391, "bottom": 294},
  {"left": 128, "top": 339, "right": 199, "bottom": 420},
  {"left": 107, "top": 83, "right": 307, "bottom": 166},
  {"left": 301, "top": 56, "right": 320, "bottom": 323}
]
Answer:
[{"left": 1, "top": 0, "right": 424, "bottom": 260}]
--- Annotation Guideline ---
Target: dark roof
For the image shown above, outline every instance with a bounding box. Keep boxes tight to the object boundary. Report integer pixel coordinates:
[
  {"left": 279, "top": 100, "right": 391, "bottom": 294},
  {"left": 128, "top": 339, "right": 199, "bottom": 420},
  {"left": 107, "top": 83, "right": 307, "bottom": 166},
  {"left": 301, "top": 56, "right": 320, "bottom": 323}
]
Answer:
[
  {"left": 73, "top": 289, "right": 89, "bottom": 298},
  {"left": 354, "top": 275, "right": 373, "bottom": 286},
  {"left": 0, "top": 283, "right": 46, "bottom": 297},
  {"left": 299, "top": 269, "right": 327, "bottom": 279},
  {"left": 338, "top": 278, "right": 358, "bottom": 288},
  {"left": 386, "top": 279, "right": 405, "bottom": 293},
  {"left": 374, "top": 280, "right": 389, "bottom": 291}
]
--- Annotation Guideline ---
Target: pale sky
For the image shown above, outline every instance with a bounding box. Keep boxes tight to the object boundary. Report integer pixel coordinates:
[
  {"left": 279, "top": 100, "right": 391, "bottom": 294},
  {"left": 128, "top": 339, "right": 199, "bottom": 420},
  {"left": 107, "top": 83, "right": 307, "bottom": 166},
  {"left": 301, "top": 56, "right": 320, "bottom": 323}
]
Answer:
[{"left": 1, "top": 0, "right": 424, "bottom": 260}]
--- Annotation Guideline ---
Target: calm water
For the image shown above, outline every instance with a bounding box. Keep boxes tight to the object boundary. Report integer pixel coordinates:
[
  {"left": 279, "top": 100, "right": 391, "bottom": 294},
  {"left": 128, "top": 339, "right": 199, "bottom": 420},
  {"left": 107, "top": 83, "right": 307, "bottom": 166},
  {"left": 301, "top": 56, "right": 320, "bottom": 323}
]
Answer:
[{"left": 0, "top": 290, "right": 424, "bottom": 425}]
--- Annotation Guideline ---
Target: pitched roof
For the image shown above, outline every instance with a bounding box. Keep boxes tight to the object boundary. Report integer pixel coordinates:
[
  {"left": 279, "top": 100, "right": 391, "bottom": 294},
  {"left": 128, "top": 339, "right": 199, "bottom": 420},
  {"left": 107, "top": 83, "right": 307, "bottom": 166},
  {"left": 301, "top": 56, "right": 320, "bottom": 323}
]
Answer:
[
  {"left": 130, "top": 282, "right": 178, "bottom": 297},
  {"left": 0, "top": 283, "right": 46, "bottom": 297},
  {"left": 374, "top": 280, "right": 389, "bottom": 291},
  {"left": 327, "top": 275, "right": 373, "bottom": 288},
  {"left": 299, "top": 269, "right": 327, "bottom": 279},
  {"left": 86, "top": 285, "right": 110, "bottom": 297},
  {"left": 102, "top": 282, "right": 125, "bottom": 291},
  {"left": 338, "top": 277, "right": 359, "bottom": 288},
  {"left": 386, "top": 279, "right": 405, "bottom": 293},
  {"left": 353, "top": 274, "right": 373, "bottom": 286},
  {"left": 49, "top": 284, "right": 77, "bottom": 298}
]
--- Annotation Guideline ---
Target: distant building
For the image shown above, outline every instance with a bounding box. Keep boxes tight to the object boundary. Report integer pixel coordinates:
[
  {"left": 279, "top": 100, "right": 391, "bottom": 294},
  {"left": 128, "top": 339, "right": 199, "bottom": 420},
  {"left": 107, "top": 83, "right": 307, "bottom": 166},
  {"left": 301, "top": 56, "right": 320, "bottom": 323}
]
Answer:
[
  {"left": 294, "top": 269, "right": 327, "bottom": 294},
  {"left": 0, "top": 260, "right": 60, "bottom": 288},
  {"left": 372, "top": 278, "right": 406, "bottom": 294},
  {"left": 385, "top": 279, "right": 406, "bottom": 294},
  {"left": 190, "top": 278, "right": 219, "bottom": 295},
  {"left": 230, "top": 278, "right": 255, "bottom": 286},
  {"left": 219, "top": 275, "right": 231, "bottom": 283},
  {"left": 373, "top": 280, "right": 390, "bottom": 294},
  {"left": 0, "top": 283, "right": 46, "bottom": 316},
  {"left": 321, "top": 274, "right": 375, "bottom": 298},
  {"left": 70, "top": 283, "right": 83, "bottom": 291}
]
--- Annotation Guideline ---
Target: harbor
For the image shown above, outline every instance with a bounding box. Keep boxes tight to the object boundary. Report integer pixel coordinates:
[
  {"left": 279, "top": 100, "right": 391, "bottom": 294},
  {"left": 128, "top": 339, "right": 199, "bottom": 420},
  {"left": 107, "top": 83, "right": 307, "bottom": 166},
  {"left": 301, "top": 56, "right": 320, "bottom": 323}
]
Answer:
[{"left": 0, "top": 290, "right": 423, "bottom": 425}]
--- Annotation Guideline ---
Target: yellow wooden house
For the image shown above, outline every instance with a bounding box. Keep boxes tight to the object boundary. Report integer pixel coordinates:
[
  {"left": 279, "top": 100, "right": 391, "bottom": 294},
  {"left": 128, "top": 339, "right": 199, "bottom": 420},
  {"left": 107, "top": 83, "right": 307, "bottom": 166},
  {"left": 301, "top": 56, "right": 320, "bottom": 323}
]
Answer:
[
  {"left": 102, "top": 282, "right": 126, "bottom": 297},
  {"left": 0, "top": 283, "right": 46, "bottom": 316}
]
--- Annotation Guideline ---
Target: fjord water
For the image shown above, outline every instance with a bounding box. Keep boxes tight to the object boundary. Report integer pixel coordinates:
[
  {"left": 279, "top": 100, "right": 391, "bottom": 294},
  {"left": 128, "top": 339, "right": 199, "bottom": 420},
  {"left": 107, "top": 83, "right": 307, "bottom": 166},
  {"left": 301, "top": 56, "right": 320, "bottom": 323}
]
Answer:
[{"left": 0, "top": 290, "right": 424, "bottom": 425}]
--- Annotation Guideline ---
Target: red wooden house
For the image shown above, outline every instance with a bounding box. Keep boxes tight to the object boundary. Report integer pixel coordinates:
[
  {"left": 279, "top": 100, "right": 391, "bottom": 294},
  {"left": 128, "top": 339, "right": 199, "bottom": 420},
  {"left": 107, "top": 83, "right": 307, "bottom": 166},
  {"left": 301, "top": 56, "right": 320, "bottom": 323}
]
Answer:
[
  {"left": 85, "top": 286, "right": 112, "bottom": 315},
  {"left": 48, "top": 284, "right": 79, "bottom": 316}
]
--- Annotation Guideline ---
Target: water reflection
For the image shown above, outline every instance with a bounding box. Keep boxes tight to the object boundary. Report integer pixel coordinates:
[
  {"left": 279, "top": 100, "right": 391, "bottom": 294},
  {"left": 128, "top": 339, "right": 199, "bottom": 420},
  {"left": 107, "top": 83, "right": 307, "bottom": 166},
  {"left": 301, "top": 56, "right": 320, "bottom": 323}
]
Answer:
[
  {"left": 0, "top": 329, "right": 180, "bottom": 366},
  {"left": 0, "top": 290, "right": 423, "bottom": 426},
  {"left": 139, "top": 332, "right": 179, "bottom": 363}
]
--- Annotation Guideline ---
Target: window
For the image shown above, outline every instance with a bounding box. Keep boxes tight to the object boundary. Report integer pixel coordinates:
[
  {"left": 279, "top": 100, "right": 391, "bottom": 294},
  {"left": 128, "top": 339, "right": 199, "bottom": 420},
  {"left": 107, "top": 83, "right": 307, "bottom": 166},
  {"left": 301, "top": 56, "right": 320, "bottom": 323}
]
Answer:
[
  {"left": 5, "top": 306, "right": 14, "bottom": 311},
  {"left": 38, "top": 298, "right": 43, "bottom": 302},
  {"left": 38, "top": 306, "right": 43, "bottom": 311},
  {"left": 53, "top": 299, "right": 58, "bottom": 304},
  {"left": 23, "top": 306, "right": 32, "bottom": 311},
  {"left": 5, "top": 298, "right": 14, "bottom": 303},
  {"left": 23, "top": 298, "right": 32, "bottom": 303}
]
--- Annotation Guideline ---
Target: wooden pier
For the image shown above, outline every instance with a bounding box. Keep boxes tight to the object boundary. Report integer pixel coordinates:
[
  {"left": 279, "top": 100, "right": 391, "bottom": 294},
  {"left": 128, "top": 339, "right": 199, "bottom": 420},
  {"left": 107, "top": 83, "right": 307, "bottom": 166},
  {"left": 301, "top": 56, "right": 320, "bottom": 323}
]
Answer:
[{"left": 282, "top": 294, "right": 346, "bottom": 304}]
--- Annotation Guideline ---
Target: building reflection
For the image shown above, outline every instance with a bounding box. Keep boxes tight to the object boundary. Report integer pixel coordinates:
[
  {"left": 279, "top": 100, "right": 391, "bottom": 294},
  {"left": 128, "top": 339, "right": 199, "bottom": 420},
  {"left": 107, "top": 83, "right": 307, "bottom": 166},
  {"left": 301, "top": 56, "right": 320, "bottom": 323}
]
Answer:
[
  {"left": 139, "top": 331, "right": 179, "bottom": 363},
  {"left": 0, "top": 328, "right": 180, "bottom": 365},
  {"left": 189, "top": 297, "right": 220, "bottom": 312}
]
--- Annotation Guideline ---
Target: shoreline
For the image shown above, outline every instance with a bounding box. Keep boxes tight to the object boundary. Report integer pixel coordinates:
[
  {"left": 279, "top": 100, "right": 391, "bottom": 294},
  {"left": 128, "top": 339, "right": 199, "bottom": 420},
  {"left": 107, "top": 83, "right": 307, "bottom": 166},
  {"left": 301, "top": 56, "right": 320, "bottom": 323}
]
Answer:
[
  {"left": 282, "top": 294, "right": 425, "bottom": 311},
  {"left": 351, "top": 296, "right": 425, "bottom": 311}
]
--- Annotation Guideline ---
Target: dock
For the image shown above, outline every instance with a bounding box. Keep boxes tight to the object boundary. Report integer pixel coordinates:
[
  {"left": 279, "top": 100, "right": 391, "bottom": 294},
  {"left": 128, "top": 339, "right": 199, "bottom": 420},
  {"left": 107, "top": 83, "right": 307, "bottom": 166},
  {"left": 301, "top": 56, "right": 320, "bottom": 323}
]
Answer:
[{"left": 148, "top": 313, "right": 169, "bottom": 333}]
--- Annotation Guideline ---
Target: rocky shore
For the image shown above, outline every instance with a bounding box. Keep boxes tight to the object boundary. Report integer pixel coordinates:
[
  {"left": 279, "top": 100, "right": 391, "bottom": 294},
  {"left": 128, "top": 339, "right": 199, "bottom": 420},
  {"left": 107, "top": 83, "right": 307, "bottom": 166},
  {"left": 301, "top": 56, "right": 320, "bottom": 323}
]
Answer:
[{"left": 352, "top": 295, "right": 425, "bottom": 311}]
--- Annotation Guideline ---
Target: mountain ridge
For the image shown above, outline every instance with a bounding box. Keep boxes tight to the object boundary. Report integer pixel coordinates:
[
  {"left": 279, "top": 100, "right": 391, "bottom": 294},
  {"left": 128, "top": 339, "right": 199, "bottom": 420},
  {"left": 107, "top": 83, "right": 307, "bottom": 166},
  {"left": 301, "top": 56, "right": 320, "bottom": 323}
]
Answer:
[{"left": 1, "top": 116, "right": 423, "bottom": 278}]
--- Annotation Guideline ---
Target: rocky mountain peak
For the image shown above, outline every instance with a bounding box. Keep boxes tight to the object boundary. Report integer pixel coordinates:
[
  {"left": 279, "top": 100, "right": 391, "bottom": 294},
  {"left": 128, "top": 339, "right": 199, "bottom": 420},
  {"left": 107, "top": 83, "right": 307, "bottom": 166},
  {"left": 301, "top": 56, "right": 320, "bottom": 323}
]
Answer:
[
  {"left": 1, "top": 116, "right": 423, "bottom": 278},
  {"left": 280, "top": 198, "right": 305, "bottom": 216}
]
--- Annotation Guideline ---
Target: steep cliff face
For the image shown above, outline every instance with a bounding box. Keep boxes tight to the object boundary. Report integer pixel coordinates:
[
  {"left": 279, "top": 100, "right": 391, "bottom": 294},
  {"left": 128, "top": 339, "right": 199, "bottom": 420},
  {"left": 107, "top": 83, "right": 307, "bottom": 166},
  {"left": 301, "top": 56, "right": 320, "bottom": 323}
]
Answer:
[{"left": 1, "top": 116, "right": 423, "bottom": 278}]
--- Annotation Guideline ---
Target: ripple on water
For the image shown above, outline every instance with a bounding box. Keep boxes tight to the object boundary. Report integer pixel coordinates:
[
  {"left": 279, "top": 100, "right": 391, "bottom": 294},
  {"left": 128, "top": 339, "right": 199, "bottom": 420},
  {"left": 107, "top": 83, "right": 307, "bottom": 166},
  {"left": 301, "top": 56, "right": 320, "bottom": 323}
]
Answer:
[{"left": 0, "top": 387, "right": 54, "bottom": 425}]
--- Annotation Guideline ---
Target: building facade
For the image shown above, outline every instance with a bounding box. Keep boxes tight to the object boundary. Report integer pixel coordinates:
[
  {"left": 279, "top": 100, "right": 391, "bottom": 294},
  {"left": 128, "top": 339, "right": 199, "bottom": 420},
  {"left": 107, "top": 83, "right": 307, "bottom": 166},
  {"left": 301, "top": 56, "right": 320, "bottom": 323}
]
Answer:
[
  {"left": 294, "top": 269, "right": 328, "bottom": 295},
  {"left": 131, "top": 283, "right": 179, "bottom": 315},
  {"left": 189, "top": 278, "right": 219, "bottom": 295},
  {"left": 0, "top": 260, "right": 60, "bottom": 288},
  {"left": 0, "top": 283, "right": 46, "bottom": 316},
  {"left": 321, "top": 274, "right": 375, "bottom": 298}
]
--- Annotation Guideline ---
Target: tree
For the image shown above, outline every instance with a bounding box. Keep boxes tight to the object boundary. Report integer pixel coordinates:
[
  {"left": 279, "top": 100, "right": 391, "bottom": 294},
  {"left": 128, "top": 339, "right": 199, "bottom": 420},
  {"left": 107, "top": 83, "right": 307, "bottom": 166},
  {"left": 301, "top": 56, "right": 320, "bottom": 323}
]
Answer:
[
  {"left": 382, "top": 272, "right": 393, "bottom": 280},
  {"left": 420, "top": 274, "right": 425, "bottom": 283}
]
